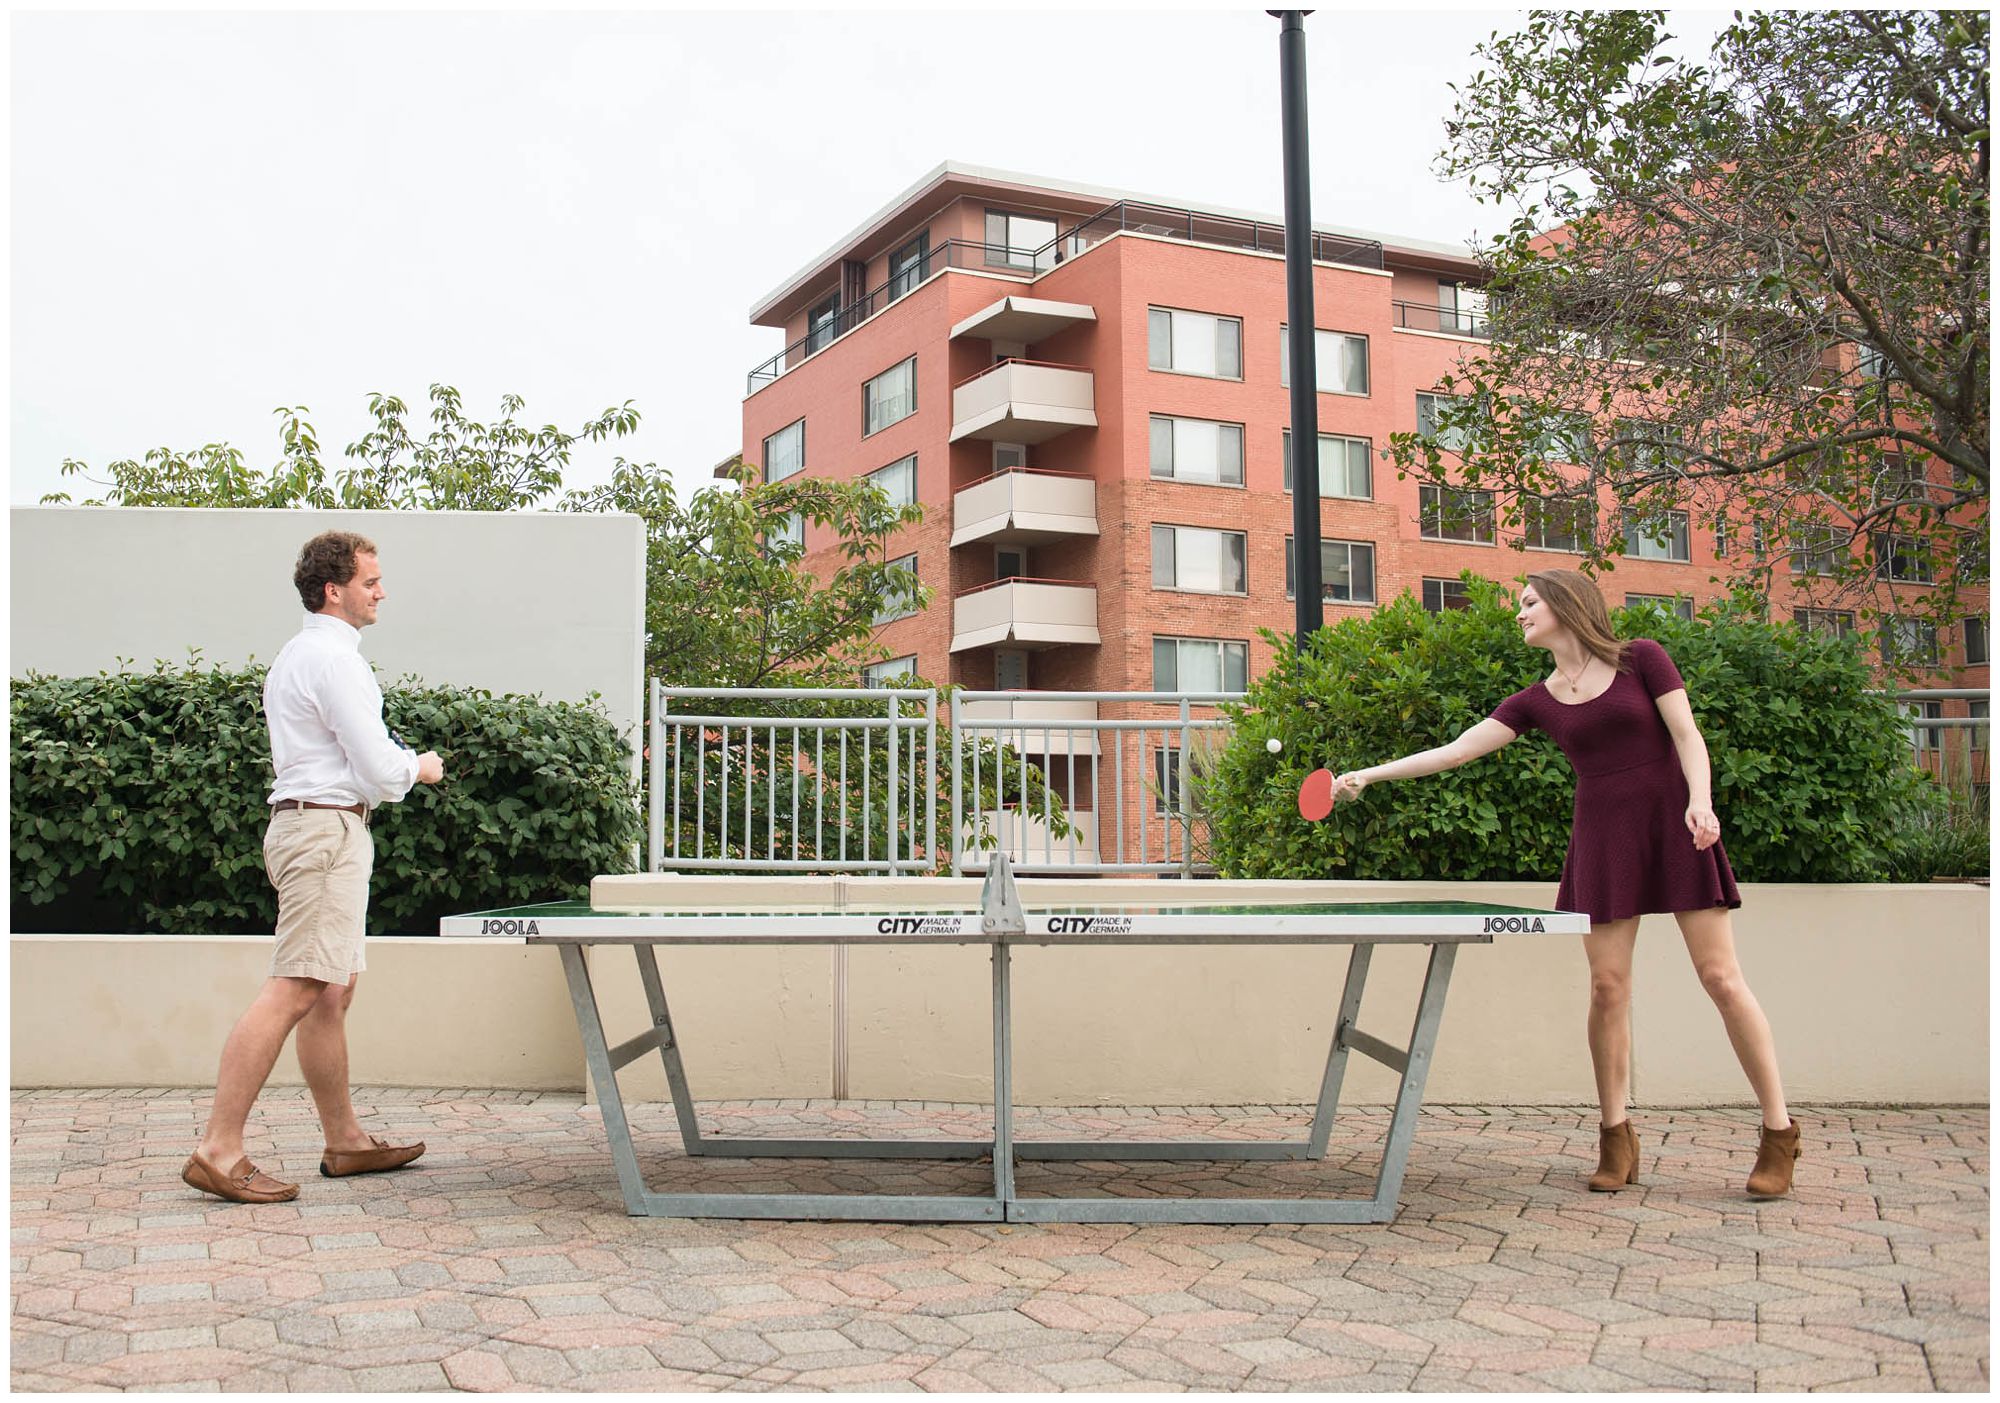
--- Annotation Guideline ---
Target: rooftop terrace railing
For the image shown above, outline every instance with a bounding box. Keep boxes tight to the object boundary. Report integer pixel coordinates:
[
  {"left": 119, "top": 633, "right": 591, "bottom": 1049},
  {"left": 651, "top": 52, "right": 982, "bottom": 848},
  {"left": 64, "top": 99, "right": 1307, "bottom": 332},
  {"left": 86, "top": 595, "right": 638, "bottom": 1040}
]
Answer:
[
  {"left": 1394, "top": 299, "right": 1493, "bottom": 338},
  {"left": 746, "top": 239, "right": 1033, "bottom": 394},
  {"left": 1036, "top": 199, "right": 1385, "bottom": 272},
  {"left": 747, "top": 201, "right": 1389, "bottom": 396}
]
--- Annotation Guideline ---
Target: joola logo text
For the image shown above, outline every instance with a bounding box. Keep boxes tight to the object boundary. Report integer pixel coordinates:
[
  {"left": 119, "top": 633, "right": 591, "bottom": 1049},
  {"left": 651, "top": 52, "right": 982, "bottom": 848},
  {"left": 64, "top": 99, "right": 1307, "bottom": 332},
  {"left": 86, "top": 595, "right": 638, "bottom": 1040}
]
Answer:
[
  {"left": 482, "top": 918, "right": 541, "bottom": 936},
  {"left": 1483, "top": 916, "right": 1546, "bottom": 934}
]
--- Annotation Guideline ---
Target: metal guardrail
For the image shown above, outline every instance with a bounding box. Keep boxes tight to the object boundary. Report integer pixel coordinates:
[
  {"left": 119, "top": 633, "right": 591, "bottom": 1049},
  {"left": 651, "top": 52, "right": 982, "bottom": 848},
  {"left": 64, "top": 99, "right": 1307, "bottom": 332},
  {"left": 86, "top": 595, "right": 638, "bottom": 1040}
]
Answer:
[
  {"left": 645, "top": 684, "right": 1987, "bottom": 876},
  {"left": 647, "top": 683, "right": 937, "bottom": 873},
  {"left": 646, "top": 684, "right": 1244, "bottom": 876}
]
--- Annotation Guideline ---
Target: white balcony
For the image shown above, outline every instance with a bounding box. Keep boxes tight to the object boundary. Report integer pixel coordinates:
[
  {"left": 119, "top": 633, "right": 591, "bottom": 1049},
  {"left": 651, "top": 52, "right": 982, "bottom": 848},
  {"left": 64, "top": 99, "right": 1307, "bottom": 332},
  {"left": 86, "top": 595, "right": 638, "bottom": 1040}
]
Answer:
[
  {"left": 949, "top": 469, "right": 1098, "bottom": 547},
  {"left": 954, "top": 696, "right": 1100, "bottom": 756},
  {"left": 949, "top": 360, "right": 1096, "bottom": 445},
  {"left": 950, "top": 295, "right": 1097, "bottom": 345},
  {"left": 950, "top": 579, "right": 1100, "bottom": 652}
]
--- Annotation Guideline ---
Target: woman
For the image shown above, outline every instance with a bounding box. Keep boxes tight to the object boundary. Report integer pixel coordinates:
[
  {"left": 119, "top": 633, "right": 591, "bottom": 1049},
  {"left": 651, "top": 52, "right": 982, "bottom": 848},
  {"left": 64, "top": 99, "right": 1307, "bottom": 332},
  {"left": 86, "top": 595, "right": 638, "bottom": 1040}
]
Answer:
[{"left": 1330, "top": 569, "right": 1798, "bottom": 1198}]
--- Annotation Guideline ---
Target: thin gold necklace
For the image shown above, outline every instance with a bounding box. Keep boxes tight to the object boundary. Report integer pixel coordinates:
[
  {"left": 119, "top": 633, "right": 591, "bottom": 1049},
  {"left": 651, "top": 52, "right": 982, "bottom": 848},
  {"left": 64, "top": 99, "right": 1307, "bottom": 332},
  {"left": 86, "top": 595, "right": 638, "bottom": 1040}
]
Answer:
[{"left": 1553, "top": 655, "right": 1594, "bottom": 694}]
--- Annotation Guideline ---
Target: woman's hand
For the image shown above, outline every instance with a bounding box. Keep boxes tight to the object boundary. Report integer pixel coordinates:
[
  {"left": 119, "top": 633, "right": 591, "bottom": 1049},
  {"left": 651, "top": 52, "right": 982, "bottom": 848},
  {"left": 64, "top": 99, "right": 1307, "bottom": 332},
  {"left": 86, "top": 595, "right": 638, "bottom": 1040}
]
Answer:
[
  {"left": 1332, "top": 771, "right": 1370, "bottom": 803},
  {"left": 1684, "top": 801, "right": 1721, "bottom": 850}
]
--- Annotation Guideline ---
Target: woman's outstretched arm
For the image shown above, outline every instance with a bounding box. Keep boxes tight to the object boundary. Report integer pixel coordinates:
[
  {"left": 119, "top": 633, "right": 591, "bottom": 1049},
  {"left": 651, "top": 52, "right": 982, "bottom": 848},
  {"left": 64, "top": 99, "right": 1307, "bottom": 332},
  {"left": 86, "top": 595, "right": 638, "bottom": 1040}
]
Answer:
[{"left": 1332, "top": 717, "right": 1518, "bottom": 801}]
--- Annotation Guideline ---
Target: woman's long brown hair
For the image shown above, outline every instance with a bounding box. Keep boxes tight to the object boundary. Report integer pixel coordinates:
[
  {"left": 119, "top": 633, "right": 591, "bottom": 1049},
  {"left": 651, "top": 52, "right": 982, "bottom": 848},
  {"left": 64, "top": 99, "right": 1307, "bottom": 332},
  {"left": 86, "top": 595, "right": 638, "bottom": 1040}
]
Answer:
[{"left": 1524, "top": 569, "right": 1629, "bottom": 671}]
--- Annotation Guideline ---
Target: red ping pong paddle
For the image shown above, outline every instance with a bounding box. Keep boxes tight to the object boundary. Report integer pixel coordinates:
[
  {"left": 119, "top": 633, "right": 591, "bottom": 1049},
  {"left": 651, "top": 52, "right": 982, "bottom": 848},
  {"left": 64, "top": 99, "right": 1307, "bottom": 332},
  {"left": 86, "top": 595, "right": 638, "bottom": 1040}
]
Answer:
[{"left": 1298, "top": 768, "right": 1335, "bottom": 821}]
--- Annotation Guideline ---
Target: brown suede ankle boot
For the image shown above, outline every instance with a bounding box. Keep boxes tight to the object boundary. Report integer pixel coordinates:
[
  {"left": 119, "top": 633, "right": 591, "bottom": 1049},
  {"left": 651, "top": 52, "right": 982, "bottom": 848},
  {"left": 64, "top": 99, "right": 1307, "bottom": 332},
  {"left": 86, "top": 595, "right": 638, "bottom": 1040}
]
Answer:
[
  {"left": 1587, "top": 1119, "right": 1640, "bottom": 1192},
  {"left": 1746, "top": 1119, "right": 1801, "bottom": 1198}
]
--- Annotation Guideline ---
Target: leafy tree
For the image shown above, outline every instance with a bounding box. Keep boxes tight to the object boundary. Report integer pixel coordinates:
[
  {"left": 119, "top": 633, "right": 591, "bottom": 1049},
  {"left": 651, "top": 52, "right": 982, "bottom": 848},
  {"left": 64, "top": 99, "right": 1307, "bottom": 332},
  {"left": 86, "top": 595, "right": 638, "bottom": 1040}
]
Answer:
[
  {"left": 563, "top": 457, "right": 925, "bottom": 687},
  {"left": 1396, "top": 10, "right": 1988, "bottom": 635}
]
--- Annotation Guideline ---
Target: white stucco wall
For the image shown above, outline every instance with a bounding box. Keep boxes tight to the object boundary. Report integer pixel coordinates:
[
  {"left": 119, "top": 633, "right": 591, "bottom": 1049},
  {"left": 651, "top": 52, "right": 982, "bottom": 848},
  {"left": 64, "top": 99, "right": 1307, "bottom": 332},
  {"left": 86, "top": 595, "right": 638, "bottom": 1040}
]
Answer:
[{"left": 8, "top": 506, "right": 646, "bottom": 749}]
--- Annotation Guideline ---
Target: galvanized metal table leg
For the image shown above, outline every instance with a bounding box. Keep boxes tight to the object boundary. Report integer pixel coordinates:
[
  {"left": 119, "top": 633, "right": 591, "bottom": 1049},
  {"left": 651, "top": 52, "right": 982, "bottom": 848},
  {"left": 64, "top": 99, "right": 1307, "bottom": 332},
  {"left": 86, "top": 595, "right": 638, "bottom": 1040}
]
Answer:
[
  {"left": 1368, "top": 941, "right": 1459, "bottom": 1219},
  {"left": 558, "top": 943, "right": 650, "bottom": 1217},
  {"left": 1306, "top": 942, "right": 1375, "bottom": 1160},
  {"left": 992, "top": 941, "right": 1016, "bottom": 1211},
  {"left": 633, "top": 944, "right": 707, "bottom": 1156}
]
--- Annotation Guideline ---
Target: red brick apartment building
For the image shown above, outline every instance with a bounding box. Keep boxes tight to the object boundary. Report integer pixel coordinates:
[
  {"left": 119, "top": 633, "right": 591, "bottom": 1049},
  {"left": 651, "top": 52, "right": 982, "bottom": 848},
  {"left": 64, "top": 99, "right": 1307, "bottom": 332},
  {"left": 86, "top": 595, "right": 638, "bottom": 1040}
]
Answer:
[{"left": 739, "top": 163, "right": 1987, "bottom": 831}]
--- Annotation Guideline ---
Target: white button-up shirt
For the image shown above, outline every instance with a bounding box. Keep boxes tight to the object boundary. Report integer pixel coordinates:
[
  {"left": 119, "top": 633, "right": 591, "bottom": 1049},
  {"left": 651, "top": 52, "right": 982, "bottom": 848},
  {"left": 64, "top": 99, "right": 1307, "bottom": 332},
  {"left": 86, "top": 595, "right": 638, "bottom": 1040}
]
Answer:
[{"left": 264, "top": 613, "right": 419, "bottom": 808}]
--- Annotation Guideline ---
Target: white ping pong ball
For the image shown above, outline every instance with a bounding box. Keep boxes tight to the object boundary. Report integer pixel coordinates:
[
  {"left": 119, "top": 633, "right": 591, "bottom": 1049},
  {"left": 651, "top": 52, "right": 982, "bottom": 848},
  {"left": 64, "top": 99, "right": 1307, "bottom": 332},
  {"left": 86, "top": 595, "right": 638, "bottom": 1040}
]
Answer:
[{"left": 1266, "top": 737, "right": 1283, "bottom": 754}]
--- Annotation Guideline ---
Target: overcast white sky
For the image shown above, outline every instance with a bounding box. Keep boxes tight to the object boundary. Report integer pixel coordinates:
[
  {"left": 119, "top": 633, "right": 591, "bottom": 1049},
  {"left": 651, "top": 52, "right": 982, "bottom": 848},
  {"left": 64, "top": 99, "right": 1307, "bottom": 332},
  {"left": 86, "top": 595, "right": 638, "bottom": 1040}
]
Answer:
[{"left": 10, "top": 7, "right": 1733, "bottom": 507}]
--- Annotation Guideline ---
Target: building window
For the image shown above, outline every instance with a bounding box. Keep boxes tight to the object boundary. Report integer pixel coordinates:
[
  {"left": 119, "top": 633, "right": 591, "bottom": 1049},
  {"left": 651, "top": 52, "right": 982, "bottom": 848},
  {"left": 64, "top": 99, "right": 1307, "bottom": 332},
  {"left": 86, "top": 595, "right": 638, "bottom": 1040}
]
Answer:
[
  {"left": 863, "top": 356, "right": 917, "bottom": 436},
  {"left": 1970, "top": 699, "right": 1989, "bottom": 753},
  {"left": 887, "top": 233, "right": 930, "bottom": 301},
  {"left": 1437, "top": 280, "right": 1490, "bottom": 336},
  {"left": 770, "top": 513, "right": 804, "bottom": 553},
  {"left": 1152, "top": 746, "right": 1188, "bottom": 816},
  {"left": 1858, "top": 343, "right": 1891, "bottom": 379},
  {"left": 1148, "top": 306, "right": 1242, "bottom": 379},
  {"left": 1421, "top": 578, "right": 1472, "bottom": 612},
  {"left": 1285, "top": 538, "right": 1377, "bottom": 605},
  {"left": 1521, "top": 407, "right": 1592, "bottom": 464},
  {"left": 1623, "top": 509, "right": 1690, "bottom": 562},
  {"left": 1419, "top": 484, "right": 1496, "bottom": 544},
  {"left": 1152, "top": 636, "right": 1249, "bottom": 693},
  {"left": 1793, "top": 607, "right": 1857, "bottom": 639},
  {"left": 1873, "top": 532, "right": 1934, "bottom": 584},
  {"left": 1281, "top": 431, "right": 1371, "bottom": 499},
  {"left": 805, "top": 291, "right": 840, "bottom": 355},
  {"left": 873, "top": 553, "right": 919, "bottom": 626},
  {"left": 1625, "top": 593, "right": 1694, "bottom": 621},
  {"left": 1279, "top": 327, "right": 1371, "bottom": 396},
  {"left": 1415, "top": 392, "right": 1481, "bottom": 453},
  {"left": 1880, "top": 616, "right": 1942, "bottom": 668},
  {"left": 1966, "top": 616, "right": 1989, "bottom": 667},
  {"left": 868, "top": 454, "right": 916, "bottom": 511},
  {"left": 1149, "top": 415, "right": 1244, "bottom": 485},
  {"left": 1151, "top": 525, "right": 1247, "bottom": 594},
  {"left": 1712, "top": 516, "right": 1764, "bottom": 560},
  {"left": 1524, "top": 495, "right": 1593, "bottom": 553},
  {"left": 1901, "top": 700, "right": 1944, "bottom": 754},
  {"left": 984, "top": 210, "right": 1057, "bottom": 271},
  {"left": 863, "top": 655, "right": 916, "bottom": 688},
  {"left": 763, "top": 418, "right": 805, "bottom": 484},
  {"left": 1790, "top": 524, "right": 1845, "bottom": 576},
  {"left": 1617, "top": 418, "right": 1688, "bottom": 476}
]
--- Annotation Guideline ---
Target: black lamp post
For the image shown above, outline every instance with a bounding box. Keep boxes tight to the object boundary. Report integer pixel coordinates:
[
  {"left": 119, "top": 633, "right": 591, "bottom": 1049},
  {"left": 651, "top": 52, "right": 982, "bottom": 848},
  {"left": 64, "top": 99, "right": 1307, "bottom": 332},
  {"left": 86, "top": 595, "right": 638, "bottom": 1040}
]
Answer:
[{"left": 1272, "top": 10, "right": 1322, "bottom": 642}]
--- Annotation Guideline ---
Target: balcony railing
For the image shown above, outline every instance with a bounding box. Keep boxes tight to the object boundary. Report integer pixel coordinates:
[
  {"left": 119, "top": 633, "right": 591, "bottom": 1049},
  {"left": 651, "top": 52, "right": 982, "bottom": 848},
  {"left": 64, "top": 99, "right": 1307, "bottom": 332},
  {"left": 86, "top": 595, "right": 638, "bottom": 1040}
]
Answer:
[
  {"left": 948, "top": 359, "right": 1097, "bottom": 444},
  {"left": 746, "top": 239, "right": 1033, "bottom": 394},
  {"left": 1394, "top": 299, "right": 1493, "bottom": 338},
  {"left": 950, "top": 467, "right": 1098, "bottom": 546},
  {"left": 1035, "top": 199, "right": 1385, "bottom": 272},
  {"left": 950, "top": 577, "right": 1100, "bottom": 652}
]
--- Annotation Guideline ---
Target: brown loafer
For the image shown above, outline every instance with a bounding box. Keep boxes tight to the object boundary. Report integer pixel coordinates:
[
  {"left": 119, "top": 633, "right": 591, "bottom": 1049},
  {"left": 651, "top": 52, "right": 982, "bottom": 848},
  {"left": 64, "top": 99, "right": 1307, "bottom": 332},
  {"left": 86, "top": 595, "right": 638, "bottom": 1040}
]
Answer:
[
  {"left": 182, "top": 1151, "right": 299, "bottom": 1204},
  {"left": 320, "top": 1135, "right": 426, "bottom": 1178}
]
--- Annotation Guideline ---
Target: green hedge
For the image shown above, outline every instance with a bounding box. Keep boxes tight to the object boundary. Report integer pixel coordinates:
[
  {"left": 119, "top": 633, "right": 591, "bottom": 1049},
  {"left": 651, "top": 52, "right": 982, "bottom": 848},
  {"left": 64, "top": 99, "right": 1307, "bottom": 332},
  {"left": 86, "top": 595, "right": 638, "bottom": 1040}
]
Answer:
[
  {"left": 1208, "top": 578, "right": 1935, "bottom": 883},
  {"left": 11, "top": 661, "right": 641, "bottom": 935}
]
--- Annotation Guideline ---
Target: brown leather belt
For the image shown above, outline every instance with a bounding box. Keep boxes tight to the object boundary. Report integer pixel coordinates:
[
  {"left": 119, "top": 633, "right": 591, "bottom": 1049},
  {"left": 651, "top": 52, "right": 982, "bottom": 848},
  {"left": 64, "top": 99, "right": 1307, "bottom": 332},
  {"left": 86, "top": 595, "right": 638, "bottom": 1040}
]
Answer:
[{"left": 272, "top": 799, "right": 370, "bottom": 825}]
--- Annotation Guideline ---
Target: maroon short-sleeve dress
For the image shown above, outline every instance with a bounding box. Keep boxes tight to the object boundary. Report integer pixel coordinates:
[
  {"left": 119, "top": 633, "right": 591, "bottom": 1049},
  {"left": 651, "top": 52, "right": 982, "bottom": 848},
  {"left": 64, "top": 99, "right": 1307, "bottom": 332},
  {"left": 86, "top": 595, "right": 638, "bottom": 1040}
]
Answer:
[{"left": 1489, "top": 638, "right": 1741, "bottom": 924}]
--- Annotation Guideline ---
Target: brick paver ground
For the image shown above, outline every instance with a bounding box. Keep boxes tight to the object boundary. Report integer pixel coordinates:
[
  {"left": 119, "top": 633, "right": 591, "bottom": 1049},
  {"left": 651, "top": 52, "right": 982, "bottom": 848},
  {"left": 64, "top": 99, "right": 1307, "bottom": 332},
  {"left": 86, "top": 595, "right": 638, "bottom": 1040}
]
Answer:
[{"left": 11, "top": 1089, "right": 1987, "bottom": 1392}]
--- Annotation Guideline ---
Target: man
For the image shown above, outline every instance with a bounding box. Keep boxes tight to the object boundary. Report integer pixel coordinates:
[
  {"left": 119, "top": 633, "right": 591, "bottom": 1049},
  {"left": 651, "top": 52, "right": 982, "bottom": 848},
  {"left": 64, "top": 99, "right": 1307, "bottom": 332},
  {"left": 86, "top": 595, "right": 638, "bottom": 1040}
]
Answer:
[{"left": 182, "top": 532, "right": 446, "bottom": 1204}]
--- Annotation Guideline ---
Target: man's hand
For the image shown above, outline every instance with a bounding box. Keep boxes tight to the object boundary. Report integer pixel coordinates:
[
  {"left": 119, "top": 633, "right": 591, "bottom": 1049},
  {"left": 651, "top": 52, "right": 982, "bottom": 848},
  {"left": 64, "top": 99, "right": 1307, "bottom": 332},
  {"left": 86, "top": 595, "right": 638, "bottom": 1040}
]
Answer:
[{"left": 416, "top": 751, "right": 445, "bottom": 784}]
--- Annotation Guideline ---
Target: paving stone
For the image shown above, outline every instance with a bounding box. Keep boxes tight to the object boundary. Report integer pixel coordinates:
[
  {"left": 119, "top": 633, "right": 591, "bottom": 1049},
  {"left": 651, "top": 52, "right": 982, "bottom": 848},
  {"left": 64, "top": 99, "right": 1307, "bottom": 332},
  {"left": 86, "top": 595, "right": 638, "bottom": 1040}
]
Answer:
[{"left": 8, "top": 1092, "right": 1987, "bottom": 1395}]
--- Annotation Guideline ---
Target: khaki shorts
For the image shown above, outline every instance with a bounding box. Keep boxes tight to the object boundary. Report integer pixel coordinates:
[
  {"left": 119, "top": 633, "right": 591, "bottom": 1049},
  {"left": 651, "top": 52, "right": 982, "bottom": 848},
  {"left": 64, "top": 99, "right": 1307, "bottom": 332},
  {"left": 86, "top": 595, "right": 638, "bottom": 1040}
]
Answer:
[{"left": 264, "top": 807, "right": 373, "bottom": 984}]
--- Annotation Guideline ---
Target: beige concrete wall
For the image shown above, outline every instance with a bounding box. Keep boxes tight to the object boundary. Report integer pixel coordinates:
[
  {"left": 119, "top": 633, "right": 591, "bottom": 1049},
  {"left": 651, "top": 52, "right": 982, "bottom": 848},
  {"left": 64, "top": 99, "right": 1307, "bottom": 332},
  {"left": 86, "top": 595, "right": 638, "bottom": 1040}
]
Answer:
[
  {"left": 8, "top": 506, "right": 646, "bottom": 750},
  {"left": 13, "top": 882, "right": 1985, "bottom": 1104}
]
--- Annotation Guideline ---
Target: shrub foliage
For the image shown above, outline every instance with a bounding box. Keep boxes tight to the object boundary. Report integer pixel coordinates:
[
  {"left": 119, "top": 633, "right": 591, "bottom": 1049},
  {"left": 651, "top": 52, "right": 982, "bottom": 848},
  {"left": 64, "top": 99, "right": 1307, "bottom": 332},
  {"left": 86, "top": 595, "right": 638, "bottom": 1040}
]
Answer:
[
  {"left": 1208, "top": 577, "right": 1934, "bottom": 883},
  {"left": 12, "top": 660, "right": 641, "bottom": 935}
]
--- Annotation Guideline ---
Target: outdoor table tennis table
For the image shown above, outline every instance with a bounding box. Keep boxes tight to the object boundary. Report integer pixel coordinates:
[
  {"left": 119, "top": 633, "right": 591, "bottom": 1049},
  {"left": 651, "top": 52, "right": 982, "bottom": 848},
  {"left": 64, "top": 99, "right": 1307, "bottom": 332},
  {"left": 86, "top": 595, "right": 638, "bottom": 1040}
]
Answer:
[{"left": 441, "top": 857, "right": 1587, "bottom": 1225}]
